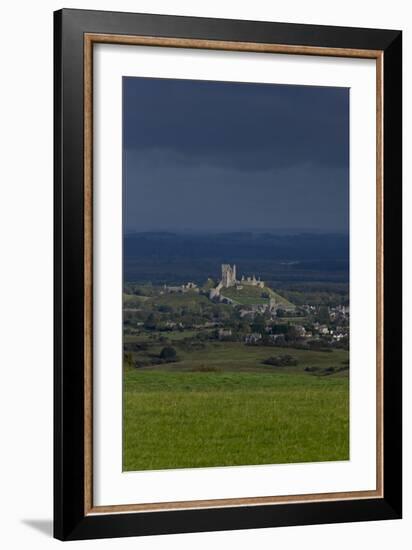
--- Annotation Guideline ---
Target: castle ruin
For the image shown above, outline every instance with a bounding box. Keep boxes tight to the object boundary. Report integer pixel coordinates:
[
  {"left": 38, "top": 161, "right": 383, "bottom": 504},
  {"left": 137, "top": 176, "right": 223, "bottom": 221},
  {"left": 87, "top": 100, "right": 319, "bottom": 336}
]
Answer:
[
  {"left": 220, "top": 264, "right": 264, "bottom": 289},
  {"left": 209, "top": 264, "right": 264, "bottom": 300},
  {"left": 221, "top": 264, "right": 237, "bottom": 288}
]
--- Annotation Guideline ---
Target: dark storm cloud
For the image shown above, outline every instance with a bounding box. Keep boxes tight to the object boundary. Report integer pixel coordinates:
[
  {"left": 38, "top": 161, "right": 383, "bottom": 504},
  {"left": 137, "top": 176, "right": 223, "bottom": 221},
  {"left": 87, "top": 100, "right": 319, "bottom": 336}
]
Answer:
[
  {"left": 123, "top": 77, "right": 349, "bottom": 232},
  {"left": 123, "top": 77, "right": 349, "bottom": 172}
]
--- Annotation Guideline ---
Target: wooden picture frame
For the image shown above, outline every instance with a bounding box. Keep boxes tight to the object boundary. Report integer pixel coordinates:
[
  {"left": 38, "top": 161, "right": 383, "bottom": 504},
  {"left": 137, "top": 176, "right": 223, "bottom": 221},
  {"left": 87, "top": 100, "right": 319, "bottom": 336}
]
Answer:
[{"left": 54, "top": 8, "right": 402, "bottom": 540}]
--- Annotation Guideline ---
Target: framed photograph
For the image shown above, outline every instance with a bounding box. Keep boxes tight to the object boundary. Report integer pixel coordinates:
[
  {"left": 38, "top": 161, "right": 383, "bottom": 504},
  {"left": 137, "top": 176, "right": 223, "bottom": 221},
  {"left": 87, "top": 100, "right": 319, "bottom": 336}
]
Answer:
[{"left": 54, "top": 9, "right": 402, "bottom": 540}]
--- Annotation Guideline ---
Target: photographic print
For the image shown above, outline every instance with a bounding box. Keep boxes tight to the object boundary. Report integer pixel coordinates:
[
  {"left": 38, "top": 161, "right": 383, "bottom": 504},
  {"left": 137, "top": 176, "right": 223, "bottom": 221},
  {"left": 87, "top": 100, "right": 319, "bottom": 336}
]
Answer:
[{"left": 122, "top": 77, "right": 350, "bottom": 472}]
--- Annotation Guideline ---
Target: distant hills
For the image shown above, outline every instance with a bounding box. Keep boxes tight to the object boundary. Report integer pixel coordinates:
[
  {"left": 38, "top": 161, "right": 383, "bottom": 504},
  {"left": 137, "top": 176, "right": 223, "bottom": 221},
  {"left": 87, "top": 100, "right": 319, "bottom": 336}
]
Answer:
[{"left": 124, "top": 231, "right": 349, "bottom": 285}]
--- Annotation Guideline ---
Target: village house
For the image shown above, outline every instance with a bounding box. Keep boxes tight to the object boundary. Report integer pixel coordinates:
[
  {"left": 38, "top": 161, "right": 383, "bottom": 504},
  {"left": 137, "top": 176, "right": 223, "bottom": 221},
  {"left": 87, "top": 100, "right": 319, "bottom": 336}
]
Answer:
[
  {"left": 218, "top": 328, "right": 232, "bottom": 340},
  {"left": 293, "top": 325, "right": 306, "bottom": 337},
  {"left": 164, "top": 282, "right": 199, "bottom": 294},
  {"left": 268, "top": 334, "right": 285, "bottom": 344},
  {"left": 245, "top": 333, "right": 262, "bottom": 344}
]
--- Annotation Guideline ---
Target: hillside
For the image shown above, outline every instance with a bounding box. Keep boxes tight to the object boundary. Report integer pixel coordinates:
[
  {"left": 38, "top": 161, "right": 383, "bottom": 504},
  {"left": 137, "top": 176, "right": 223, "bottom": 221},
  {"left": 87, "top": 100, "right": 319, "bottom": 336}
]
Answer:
[{"left": 221, "top": 285, "right": 294, "bottom": 307}]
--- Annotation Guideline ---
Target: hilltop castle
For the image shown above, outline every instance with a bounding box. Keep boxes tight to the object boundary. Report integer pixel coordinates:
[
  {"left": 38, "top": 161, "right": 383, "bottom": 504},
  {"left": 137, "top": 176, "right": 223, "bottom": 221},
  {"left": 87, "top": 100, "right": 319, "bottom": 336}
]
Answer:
[
  {"left": 221, "top": 264, "right": 237, "bottom": 287},
  {"left": 221, "top": 264, "right": 264, "bottom": 289},
  {"left": 209, "top": 264, "right": 264, "bottom": 300}
]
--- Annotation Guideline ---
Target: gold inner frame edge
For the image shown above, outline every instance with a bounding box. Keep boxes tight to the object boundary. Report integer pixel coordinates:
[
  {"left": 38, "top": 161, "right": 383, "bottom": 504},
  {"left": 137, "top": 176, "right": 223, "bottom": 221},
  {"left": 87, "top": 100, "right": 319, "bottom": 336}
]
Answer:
[{"left": 83, "top": 33, "right": 384, "bottom": 515}]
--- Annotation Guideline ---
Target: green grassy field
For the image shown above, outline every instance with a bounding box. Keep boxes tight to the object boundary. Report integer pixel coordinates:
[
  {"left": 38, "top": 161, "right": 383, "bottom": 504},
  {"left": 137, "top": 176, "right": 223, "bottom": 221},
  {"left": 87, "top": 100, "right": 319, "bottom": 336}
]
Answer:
[
  {"left": 123, "top": 341, "right": 349, "bottom": 471},
  {"left": 151, "top": 292, "right": 211, "bottom": 309},
  {"left": 123, "top": 292, "right": 150, "bottom": 305},
  {"left": 124, "top": 330, "right": 206, "bottom": 343},
  {"left": 221, "top": 285, "right": 293, "bottom": 306},
  {"left": 125, "top": 340, "right": 348, "bottom": 373}
]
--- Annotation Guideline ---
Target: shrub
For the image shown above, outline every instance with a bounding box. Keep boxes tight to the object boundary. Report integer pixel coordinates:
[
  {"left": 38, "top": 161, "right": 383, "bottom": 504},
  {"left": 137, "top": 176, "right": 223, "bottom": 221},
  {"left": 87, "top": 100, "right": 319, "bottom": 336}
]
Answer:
[
  {"left": 263, "top": 354, "right": 298, "bottom": 367},
  {"left": 304, "top": 366, "right": 319, "bottom": 373},
  {"left": 123, "top": 352, "right": 134, "bottom": 368},
  {"left": 159, "top": 346, "right": 177, "bottom": 362},
  {"left": 124, "top": 342, "right": 148, "bottom": 352}
]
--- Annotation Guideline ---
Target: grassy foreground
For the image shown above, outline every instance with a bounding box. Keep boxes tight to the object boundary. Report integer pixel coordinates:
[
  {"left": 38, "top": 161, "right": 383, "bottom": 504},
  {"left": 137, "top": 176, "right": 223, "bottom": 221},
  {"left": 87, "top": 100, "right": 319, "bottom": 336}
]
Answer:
[{"left": 123, "top": 366, "right": 349, "bottom": 471}]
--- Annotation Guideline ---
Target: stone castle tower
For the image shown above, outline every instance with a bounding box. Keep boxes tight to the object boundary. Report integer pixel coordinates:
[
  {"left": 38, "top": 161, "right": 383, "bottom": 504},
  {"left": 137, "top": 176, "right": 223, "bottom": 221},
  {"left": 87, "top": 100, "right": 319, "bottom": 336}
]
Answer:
[{"left": 221, "top": 264, "right": 237, "bottom": 288}]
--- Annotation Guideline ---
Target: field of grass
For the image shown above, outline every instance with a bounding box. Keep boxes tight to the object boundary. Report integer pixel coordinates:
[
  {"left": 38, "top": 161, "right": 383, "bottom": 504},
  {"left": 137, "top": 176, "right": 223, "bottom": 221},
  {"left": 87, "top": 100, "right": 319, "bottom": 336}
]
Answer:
[
  {"left": 151, "top": 292, "right": 211, "bottom": 309},
  {"left": 123, "top": 341, "right": 349, "bottom": 471},
  {"left": 123, "top": 290, "right": 215, "bottom": 310},
  {"left": 126, "top": 340, "right": 348, "bottom": 374},
  {"left": 221, "top": 285, "right": 293, "bottom": 307},
  {"left": 124, "top": 330, "right": 204, "bottom": 343},
  {"left": 123, "top": 293, "right": 150, "bottom": 307},
  {"left": 124, "top": 370, "right": 348, "bottom": 471}
]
